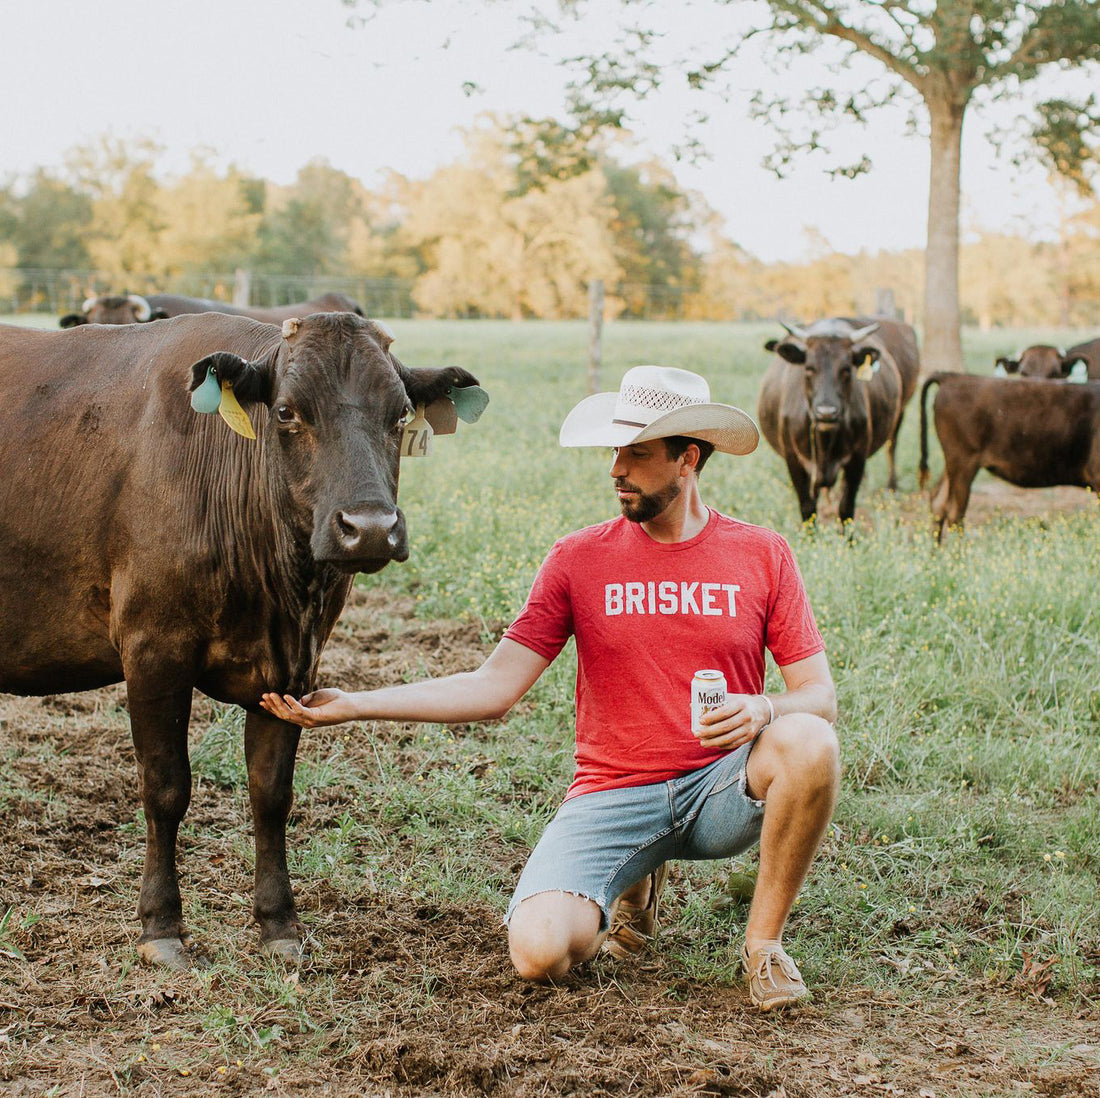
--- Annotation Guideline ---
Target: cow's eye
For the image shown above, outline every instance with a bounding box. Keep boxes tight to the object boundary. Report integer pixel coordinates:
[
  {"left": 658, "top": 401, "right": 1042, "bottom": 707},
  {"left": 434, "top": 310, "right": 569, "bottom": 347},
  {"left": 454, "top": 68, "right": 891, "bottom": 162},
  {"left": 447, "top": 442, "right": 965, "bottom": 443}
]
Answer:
[
  {"left": 394, "top": 411, "right": 409, "bottom": 432},
  {"left": 276, "top": 405, "right": 296, "bottom": 424}
]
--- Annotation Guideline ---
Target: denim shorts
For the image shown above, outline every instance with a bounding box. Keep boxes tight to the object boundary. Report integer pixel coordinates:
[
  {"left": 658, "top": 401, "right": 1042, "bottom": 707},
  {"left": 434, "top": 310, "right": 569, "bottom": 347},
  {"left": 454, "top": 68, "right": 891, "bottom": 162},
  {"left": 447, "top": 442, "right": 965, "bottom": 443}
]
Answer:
[{"left": 505, "top": 742, "right": 766, "bottom": 930}]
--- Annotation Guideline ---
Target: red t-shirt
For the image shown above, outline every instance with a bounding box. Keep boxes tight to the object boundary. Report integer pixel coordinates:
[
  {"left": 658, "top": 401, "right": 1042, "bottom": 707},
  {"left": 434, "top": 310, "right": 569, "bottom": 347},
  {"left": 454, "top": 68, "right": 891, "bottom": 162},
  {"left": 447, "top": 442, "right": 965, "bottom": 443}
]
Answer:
[{"left": 504, "top": 509, "right": 825, "bottom": 800}]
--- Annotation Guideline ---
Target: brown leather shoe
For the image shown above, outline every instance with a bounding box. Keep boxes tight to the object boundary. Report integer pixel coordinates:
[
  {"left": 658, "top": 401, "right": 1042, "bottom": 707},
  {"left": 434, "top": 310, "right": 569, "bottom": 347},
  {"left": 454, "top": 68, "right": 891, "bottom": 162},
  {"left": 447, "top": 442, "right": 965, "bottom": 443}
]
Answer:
[
  {"left": 741, "top": 941, "right": 809, "bottom": 1011},
  {"left": 602, "top": 863, "right": 670, "bottom": 960}
]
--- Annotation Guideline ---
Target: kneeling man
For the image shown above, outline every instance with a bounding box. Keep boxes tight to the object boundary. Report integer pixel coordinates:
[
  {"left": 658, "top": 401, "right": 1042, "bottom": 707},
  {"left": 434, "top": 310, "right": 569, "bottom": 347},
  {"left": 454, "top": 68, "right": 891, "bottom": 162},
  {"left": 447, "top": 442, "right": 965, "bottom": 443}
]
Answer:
[{"left": 262, "top": 366, "right": 839, "bottom": 1011}]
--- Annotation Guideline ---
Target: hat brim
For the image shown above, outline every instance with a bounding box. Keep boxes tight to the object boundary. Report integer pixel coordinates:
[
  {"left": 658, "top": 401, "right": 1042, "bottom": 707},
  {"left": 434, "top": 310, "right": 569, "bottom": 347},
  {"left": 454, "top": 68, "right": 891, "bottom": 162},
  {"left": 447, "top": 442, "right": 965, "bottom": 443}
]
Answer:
[{"left": 559, "top": 392, "right": 759, "bottom": 456}]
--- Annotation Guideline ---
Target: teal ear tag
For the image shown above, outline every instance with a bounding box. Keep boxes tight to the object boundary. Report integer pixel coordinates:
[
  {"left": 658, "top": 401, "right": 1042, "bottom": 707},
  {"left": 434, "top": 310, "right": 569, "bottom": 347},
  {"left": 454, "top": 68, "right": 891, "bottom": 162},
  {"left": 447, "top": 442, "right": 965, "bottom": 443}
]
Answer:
[
  {"left": 447, "top": 384, "right": 489, "bottom": 423},
  {"left": 191, "top": 366, "right": 222, "bottom": 414}
]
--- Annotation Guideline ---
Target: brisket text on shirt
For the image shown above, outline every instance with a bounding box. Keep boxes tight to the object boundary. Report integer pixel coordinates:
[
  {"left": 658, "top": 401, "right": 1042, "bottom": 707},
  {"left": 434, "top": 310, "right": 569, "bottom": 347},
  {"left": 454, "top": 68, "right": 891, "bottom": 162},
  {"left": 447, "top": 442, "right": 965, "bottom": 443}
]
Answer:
[{"left": 604, "top": 581, "right": 740, "bottom": 616}]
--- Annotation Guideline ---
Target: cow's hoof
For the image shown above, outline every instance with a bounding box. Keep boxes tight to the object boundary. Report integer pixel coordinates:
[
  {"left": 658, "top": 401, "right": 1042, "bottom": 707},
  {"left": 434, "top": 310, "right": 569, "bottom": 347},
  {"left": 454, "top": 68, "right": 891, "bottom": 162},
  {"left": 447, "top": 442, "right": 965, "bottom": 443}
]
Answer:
[
  {"left": 137, "top": 937, "right": 191, "bottom": 971},
  {"left": 262, "top": 938, "right": 304, "bottom": 963}
]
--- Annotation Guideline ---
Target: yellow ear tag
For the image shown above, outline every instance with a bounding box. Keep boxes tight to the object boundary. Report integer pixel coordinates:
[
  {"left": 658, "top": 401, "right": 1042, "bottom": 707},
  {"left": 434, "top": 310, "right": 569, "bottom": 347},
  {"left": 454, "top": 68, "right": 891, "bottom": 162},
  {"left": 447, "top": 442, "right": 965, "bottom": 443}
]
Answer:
[
  {"left": 400, "top": 404, "right": 433, "bottom": 458},
  {"left": 218, "top": 380, "right": 256, "bottom": 440},
  {"left": 857, "top": 354, "right": 875, "bottom": 382}
]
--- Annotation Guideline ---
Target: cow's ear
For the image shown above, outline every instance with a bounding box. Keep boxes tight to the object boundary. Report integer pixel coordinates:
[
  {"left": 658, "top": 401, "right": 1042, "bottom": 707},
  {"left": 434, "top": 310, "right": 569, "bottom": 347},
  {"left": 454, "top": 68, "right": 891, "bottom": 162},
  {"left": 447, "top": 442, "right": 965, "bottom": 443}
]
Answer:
[
  {"left": 1061, "top": 354, "right": 1087, "bottom": 377},
  {"left": 764, "top": 338, "right": 779, "bottom": 353},
  {"left": 775, "top": 340, "right": 806, "bottom": 365},
  {"left": 996, "top": 357, "right": 1020, "bottom": 374},
  {"left": 852, "top": 346, "right": 880, "bottom": 367},
  {"left": 59, "top": 313, "right": 87, "bottom": 328},
  {"left": 399, "top": 364, "right": 480, "bottom": 406},
  {"left": 188, "top": 352, "right": 274, "bottom": 405}
]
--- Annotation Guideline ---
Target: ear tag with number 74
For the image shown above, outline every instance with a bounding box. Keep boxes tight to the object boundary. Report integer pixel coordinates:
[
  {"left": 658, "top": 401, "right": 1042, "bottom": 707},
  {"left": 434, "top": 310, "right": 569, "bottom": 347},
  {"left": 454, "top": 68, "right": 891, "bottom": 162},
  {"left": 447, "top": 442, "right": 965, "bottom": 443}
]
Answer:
[{"left": 401, "top": 404, "right": 433, "bottom": 458}]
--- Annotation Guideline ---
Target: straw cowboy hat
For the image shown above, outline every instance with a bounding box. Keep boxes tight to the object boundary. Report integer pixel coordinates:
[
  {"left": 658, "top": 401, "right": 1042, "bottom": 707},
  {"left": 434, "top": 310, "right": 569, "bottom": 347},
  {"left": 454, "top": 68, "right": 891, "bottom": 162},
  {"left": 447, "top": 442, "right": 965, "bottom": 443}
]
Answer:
[{"left": 559, "top": 365, "right": 759, "bottom": 455}]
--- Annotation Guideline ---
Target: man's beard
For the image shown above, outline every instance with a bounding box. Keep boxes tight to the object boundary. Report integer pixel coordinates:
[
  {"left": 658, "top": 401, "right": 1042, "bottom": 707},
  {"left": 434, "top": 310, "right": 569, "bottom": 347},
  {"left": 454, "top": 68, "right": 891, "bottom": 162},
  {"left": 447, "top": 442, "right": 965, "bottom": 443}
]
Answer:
[{"left": 616, "top": 478, "right": 682, "bottom": 523}]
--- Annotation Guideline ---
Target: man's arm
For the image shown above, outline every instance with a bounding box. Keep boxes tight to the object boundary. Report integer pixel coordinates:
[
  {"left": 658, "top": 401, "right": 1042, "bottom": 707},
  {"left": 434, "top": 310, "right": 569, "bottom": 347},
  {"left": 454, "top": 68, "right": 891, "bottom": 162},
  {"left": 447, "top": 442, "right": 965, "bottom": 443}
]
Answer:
[
  {"left": 259, "top": 638, "right": 551, "bottom": 729},
  {"left": 694, "top": 651, "right": 837, "bottom": 751}
]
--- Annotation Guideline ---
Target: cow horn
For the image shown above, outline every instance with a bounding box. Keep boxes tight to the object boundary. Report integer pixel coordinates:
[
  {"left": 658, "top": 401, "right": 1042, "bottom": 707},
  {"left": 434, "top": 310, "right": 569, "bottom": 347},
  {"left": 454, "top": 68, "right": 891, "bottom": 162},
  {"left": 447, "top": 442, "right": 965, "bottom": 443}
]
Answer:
[
  {"left": 127, "top": 294, "right": 152, "bottom": 321},
  {"left": 282, "top": 318, "right": 301, "bottom": 339},
  {"left": 780, "top": 321, "right": 809, "bottom": 340},
  {"left": 82, "top": 295, "right": 98, "bottom": 313},
  {"left": 848, "top": 322, "right": 880, "bottom": 343}
]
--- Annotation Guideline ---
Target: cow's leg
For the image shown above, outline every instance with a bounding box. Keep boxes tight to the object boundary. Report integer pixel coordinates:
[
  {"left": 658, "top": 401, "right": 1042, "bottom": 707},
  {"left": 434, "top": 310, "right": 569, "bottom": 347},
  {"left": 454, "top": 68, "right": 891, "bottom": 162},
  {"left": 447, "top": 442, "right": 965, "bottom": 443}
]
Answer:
[
  {"left": 126, "top": 664, "right": 194, "bottom": 969},
  {"left": 838, "top": 454, "right": 866, "bottom": 525},
  {"left": 785, "top": 454, "right": 817, "bottom": 524},
  {"left": 244, "top": 709, "right": 303, "bottom": 958},
  {"left": 886, "top": 411, "right": 905, "bottom": 491},
  {"left": 942, "top": 460, "right": 976, "bottom": 535},
  {"left": 930, "top": 474, "right": 950, "bottom": 542}
]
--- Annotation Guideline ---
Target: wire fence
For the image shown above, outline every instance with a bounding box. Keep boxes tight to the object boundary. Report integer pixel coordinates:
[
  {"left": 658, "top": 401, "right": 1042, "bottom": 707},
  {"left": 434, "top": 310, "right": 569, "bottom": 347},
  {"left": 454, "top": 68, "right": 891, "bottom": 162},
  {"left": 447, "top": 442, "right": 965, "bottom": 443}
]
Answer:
[
  {"left": 0, "top": 269, "right": 419, "bottom": 319},
  {"left": 0, "top": 267, "right": 721, "bottom": 321}
]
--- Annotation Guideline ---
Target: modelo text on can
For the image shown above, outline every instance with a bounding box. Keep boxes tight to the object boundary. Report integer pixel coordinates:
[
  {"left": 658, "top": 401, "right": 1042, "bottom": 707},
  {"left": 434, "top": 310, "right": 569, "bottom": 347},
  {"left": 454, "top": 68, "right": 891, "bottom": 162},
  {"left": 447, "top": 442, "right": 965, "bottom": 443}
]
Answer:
[{"left": 691, "top": 669, "right": 727, "bottom": 733}]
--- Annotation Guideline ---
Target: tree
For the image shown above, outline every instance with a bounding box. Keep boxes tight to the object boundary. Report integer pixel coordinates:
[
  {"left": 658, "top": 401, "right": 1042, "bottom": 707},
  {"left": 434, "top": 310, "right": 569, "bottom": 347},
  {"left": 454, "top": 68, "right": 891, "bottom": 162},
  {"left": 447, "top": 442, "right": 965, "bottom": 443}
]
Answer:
[
  {"left": 153, "top": 157, "right": 262, "bottom": 276},
  {"left": 65, "top": 137, "right": 165, "bottom": 276},
  {"left": 538, "top": 0, "right": 1100, "bottom": 371},
  {"left": 4, "top": 169, "right": 93, "bottom": 270},
  {"left": 401, "top": 122, "right": 621, "bottom": 318}
]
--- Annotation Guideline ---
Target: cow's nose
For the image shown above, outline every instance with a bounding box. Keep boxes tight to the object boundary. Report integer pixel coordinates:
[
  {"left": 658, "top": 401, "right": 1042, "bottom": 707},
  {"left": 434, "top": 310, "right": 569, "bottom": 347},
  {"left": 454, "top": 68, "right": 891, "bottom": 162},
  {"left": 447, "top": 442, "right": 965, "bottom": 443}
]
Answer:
[
  {"left": 814, "top": 404, "right": 839, "bottom": 422},
  {"left": 330, "top": 507, "right": 409, "bottom": 563}
]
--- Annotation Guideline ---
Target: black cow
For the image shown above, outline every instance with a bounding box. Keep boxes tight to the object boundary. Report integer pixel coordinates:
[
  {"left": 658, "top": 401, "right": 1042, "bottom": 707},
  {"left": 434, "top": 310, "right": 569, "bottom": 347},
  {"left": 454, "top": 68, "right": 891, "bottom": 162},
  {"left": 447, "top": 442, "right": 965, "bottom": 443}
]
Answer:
[
  {"left": 919, "top": 372, "right": 1100, "bottom": 540},
  {"left": 0, "top": 312, "right": 481, "bottom": 968},
  {"left": 60, "top": 293, "right": 169, "bottom": 327},
  {"left": 146, "top": 292, "right": 364, "bottom": 324},
  {"left": 994, "top": 341, "right": 1096, "bottom": 380},
  {"left": 758, "top": 317, "right": 920, "bottom": 524}
]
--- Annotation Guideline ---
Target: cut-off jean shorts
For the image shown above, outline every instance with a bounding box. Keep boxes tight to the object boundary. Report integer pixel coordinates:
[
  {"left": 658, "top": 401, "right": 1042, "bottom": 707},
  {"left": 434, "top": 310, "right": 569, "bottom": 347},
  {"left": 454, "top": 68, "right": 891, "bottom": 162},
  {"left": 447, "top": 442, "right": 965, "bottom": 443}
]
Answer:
[{"left": 505, "top": 741, "right": 766, "bottom": 930}]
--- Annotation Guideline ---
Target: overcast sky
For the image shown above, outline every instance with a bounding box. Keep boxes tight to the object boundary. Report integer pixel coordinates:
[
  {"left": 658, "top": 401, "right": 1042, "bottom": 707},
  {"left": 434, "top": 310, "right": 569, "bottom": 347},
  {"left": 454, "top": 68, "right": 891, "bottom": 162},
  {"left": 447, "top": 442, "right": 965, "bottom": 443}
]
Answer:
[{"left": 2, "top": 0, "right": 1090, "bottom": 263}]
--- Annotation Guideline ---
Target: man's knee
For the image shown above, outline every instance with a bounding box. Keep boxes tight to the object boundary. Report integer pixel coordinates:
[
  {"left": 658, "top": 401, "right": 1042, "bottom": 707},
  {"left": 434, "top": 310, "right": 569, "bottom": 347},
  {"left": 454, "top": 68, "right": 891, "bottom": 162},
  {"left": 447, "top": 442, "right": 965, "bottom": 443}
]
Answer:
[
  {"left": 753, "top": 713, "right": 840, "bottom": 793},
  {"left": 507, "top": 892, "right": 602, "bottom": 982},
  {"left": 509, "top": 929, "right": 572, "bottom": 983}
]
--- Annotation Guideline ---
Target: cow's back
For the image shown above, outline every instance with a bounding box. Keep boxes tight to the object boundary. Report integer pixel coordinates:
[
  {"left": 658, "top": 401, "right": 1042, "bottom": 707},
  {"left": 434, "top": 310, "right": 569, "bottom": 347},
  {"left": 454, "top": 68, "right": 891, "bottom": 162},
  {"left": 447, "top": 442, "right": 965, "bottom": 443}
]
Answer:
[
  {"left": 933, "top": 376, "right": 1100, "bottom": 489},
  {"left": 0, "top": 318, "right": 281, "bottom": 694}
]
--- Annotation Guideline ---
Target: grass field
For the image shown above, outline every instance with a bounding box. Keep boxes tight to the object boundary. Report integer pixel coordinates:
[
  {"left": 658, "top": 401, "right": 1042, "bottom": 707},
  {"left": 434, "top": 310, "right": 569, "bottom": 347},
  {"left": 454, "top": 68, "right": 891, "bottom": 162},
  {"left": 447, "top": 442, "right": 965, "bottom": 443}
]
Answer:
[{"left": 1, "top": 316, "right": 1098, "bottom": 1096}]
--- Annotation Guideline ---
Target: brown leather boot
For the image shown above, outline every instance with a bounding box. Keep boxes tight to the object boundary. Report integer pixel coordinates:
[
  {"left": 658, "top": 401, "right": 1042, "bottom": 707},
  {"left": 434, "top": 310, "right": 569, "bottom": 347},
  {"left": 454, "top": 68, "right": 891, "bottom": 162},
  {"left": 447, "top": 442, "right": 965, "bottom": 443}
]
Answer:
[{"left": 601, "top": 863, "right": 670, "bottom": 960}]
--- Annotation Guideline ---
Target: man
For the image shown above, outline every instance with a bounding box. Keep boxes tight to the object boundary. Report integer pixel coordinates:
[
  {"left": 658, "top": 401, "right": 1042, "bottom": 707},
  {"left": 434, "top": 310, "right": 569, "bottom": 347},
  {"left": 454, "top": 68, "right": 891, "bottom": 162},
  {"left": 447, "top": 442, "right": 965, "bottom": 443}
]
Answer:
[{"left": 261, "top": 365, "right": 838, "bottom": 1011}]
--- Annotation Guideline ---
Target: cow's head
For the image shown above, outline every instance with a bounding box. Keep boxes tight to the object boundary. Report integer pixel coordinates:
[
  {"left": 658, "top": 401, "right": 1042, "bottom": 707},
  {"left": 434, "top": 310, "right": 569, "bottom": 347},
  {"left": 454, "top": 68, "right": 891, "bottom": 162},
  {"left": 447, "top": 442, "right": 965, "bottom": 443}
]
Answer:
[
  {"left": 768, "top": 319, "right": 881, "bottom": 430},
  {"left": 60, "top": 293, "right": 169, "bottom": 328},
  {"left": 995, "top": 345, "right": 1086, "bottom": 380},
  {"left": 187, "top": 313, "right": 479, "bottom": 575}
]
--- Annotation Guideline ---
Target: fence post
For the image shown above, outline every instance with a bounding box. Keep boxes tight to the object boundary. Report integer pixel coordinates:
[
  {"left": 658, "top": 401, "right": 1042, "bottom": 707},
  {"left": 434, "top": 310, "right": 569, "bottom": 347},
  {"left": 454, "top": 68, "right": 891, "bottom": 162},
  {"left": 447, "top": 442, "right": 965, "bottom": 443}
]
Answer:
[
  {"left": 233, "top": 268, "right": 252, "bottom": 307},
  {"left": 587, "top": 280, "right": 605, "bottom": 396}
]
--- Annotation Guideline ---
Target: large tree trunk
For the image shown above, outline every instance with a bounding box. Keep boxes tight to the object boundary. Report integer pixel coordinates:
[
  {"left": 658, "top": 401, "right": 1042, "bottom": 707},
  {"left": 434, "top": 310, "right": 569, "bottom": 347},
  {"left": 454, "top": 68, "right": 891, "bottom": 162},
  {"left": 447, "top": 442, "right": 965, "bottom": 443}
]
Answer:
[{"left": 923, "top": 93, "right": 966, "bottom": 374}]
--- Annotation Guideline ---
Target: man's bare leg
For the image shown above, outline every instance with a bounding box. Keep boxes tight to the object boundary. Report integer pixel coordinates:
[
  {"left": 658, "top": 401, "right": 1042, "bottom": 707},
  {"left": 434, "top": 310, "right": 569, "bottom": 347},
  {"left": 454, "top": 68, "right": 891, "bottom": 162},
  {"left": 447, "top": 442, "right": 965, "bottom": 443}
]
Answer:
[
  {"left": 743, "top": 713, "right": 840, "bottom": 949},
  {"left": 508, "top": 891, "right": 604, "bottom": 981}
]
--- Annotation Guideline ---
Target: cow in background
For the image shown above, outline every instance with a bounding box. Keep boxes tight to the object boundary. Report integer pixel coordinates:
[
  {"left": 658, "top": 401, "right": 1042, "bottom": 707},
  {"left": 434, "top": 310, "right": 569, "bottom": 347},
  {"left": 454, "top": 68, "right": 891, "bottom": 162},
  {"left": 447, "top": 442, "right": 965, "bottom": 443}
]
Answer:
[
  {"left": 919, "top": 372, "right": 1100, "bottom": 540},
  {"left": 758, "top": 317, "right": 920, "bottom": 524},
  {"left": 994, "top": 339, "right": 1098, "bottom": 380},
  {"left": 59, "top": 293, "right": 169, "bottom": 327},
  {"left": 146, "top": 291, "right": 364, "bottom": 324},
  {"left": 0, "top": 312, "right": 482, "bottom": 969}
]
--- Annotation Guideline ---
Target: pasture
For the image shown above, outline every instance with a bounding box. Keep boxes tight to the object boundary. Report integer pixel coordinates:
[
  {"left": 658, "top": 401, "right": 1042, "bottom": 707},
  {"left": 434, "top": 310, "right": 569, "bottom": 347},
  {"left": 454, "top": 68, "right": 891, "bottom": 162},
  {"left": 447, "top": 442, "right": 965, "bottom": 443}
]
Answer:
[{"left": 1, "top": 317, "right": 1098, "bottom": 1096}]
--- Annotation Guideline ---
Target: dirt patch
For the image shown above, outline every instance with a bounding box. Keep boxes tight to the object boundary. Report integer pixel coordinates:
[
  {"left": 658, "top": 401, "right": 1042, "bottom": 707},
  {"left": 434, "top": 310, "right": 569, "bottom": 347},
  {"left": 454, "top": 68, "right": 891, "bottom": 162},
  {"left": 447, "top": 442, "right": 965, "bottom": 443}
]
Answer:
[{"left": 2, "top": 590, "right": 1098, "bottom": 1097}]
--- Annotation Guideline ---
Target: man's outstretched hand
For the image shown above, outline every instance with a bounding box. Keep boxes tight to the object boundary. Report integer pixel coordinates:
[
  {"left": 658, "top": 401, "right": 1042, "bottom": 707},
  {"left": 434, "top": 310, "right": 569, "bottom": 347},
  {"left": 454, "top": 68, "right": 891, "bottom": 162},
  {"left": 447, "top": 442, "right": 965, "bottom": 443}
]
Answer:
[{"left": 260, "top": 688, "right": 360, "bottom": 728}]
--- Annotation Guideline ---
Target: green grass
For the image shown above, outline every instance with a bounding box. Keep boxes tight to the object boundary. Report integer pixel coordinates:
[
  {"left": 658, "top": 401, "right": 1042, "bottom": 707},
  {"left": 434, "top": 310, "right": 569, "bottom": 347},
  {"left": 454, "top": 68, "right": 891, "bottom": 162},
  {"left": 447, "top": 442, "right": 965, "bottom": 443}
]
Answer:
[
  {"left": 1, "top": 314, "right": 1097, "bottom": 1090},
  {"left": 361, "top": 318, "right": 1100, "bottom": 1000}
]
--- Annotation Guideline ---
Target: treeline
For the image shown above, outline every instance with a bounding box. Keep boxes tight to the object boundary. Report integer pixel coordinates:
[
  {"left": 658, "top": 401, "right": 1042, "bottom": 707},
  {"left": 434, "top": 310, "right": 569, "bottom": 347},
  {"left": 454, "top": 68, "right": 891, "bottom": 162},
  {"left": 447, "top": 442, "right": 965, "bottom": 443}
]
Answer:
[{"left": 2, "top": 124, "right": 1099, "bottom": 325}]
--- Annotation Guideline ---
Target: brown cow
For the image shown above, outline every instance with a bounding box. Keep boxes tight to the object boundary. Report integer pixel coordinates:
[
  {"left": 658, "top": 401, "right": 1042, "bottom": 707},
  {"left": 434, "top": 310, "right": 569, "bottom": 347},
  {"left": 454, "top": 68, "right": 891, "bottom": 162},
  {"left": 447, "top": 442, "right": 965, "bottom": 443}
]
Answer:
[
  {"left": 994, "top": 340, "right": 1097, "bottom": 380},
  {"left": 59, "top": 293, "right": 169, "bottom": 327},
  {"left": 919, "top": 372, "right": 1100, "bottom": 540},
  {"left": 146, "top": 291, "right": 364, "bottom": 324},
  {"left": 758, "top": 316, "right": 920, "bottom": 524},
  {"left": 0, "top": 312, "right": 482, "bottom": 968}
]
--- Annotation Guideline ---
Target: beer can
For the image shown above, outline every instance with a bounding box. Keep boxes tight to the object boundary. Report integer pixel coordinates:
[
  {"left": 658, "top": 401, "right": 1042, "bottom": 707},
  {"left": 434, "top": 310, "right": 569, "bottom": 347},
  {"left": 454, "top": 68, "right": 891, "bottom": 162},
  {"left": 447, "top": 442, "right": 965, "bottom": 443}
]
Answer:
[{"left": 691, "top": 669, "right": 727, "bottom": 733}]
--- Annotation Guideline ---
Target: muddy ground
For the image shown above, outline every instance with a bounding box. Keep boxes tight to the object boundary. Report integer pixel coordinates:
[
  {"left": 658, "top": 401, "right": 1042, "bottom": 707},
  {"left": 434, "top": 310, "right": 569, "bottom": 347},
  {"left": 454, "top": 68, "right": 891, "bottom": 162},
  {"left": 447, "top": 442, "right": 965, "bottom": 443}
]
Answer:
[{"left": 1, "top": 484, "right": 1098, "bottom": 1097}]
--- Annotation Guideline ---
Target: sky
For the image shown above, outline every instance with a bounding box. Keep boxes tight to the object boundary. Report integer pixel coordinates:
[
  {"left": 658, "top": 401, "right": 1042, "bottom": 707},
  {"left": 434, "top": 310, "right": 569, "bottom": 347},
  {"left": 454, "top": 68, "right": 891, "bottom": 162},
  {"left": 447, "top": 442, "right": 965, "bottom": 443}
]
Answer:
[{"left": 2, "top": 0, "right": 1092, "bottom": 264}]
